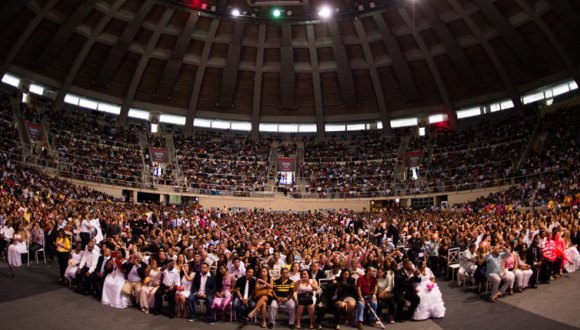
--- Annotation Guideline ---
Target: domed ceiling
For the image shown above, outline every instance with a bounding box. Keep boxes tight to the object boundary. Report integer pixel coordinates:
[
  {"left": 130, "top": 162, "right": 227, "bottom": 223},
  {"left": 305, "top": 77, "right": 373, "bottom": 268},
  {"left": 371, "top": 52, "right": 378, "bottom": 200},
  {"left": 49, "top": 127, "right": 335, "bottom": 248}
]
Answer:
[{"left": 1, "top": 0, "right": 580, "bottom": 131}]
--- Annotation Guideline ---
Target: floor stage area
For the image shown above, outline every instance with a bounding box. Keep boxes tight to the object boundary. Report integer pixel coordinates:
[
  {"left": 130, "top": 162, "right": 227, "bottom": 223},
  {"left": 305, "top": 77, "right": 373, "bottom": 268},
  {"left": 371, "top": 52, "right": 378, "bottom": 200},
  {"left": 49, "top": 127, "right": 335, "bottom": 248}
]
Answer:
[{"left": 0, "top": 262, "right": 578, "bottom": 330}]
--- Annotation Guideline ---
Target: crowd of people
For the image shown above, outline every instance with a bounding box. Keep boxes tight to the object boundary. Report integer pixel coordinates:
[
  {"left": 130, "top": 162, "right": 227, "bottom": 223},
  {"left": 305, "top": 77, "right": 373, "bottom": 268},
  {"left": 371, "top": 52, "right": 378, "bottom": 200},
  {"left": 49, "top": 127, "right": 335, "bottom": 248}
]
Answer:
[
  {"left": 424, "top": 113, "right": 535, "bottom": 193},
  {"left": 47, "top": 107, "right": 144, "bottom": 186},
  {"left": 300, "top": 132, "right": 401, "bottom": 198},
  {"left": 2, "top": 131, "right": 579, "bottom": 327},
  {"left": 174, "top": 132, "right": 271, "bottom": 194},
  {"left": 3, "top": 87, "right": 576, "bottom": 200}
]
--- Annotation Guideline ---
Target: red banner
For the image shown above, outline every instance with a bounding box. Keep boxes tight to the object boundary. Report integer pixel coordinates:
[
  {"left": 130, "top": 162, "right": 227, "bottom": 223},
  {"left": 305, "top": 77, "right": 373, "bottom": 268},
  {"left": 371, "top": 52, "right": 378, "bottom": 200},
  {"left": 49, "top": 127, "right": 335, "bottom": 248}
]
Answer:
[
  {"left": 150, "top": 147, "right": 169, "bottom": 163},
  {"left": 277, "top": 157, "right": 296, "bottom": 172},
  {"left": 25, "top": 121, "right": 43, "bottom": 141},
  {"left": 404, "top": 151, "right": 424, "bottom": 167}
]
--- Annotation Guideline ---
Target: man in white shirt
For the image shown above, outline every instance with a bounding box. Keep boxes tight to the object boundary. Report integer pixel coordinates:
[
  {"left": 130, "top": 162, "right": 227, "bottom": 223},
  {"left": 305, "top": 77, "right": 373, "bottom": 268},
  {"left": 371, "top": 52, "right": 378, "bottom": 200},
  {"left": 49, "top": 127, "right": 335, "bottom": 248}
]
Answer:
[
  {"left": 79, "top": 217, "right": 92, "bottom": 249},
  {"left": 74, "top": 240, "right": 99, "bottom": 295},
  {"left": 154, "top": 259, "right": 181, "bottom": 318},
  {"left": 122, "top": 253, "right": 147, "bottom": 304},
  {"left": 268, "top": 252, "right": 286, "bottom": 270},
  {"left": 205, "top": 244, "right": 219, "bottom": 265},
  {"left": 228, "top": 257, "right": 246, "bottom": 278},
  {"left": 188, "top": 263, "right": 217, "bottom": 322},
  {"left": 0, "top": 220, "right": 14, "bottom": 259},
  {"left": 457, "top": 244, "right": 478, "bottom": 286}
]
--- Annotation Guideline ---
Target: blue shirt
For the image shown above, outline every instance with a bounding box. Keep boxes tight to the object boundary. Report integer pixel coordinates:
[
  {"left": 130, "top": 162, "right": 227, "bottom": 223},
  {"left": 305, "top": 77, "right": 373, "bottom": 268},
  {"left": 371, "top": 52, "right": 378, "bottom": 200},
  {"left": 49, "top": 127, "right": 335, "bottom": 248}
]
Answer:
[{"left": 484, "top": 252, "right": 508, "bottom": 276}]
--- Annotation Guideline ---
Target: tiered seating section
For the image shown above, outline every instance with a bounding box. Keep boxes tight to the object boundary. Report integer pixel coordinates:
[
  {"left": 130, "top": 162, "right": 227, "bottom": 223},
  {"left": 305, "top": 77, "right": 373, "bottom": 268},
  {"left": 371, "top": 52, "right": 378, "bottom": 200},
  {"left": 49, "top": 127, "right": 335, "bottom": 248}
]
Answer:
[
  {"left": 173, "top": 130, "right": 271, "bottom": 194},
  {"left": 48, "top": 107, "right": 144, "bottom": 186},
  {"left": 301, "top": 131, "right": 401, "bottom": 198},
  {"left": 425, "top": 113, "right": 535, "bottom": 192},
  {"left": 2, "top": 86, "right": 579, "bottom": 200}
]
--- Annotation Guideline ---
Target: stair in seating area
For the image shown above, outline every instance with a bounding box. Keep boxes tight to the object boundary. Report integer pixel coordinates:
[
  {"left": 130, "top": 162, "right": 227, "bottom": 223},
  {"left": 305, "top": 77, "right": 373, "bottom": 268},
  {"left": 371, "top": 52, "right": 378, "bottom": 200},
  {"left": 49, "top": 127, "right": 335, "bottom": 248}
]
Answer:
[
  {"left": 515, "top": 113, "right": 543, "bottom": 171},
  {"left": 10, "top": 97, "right": 30, "bottom": 161},
  {"left": 164, "top": 131, "right": 183, "bottom": 186},
  {"left": 267, "top": 141, "right": 279, "bottom": 185},
  {"left": 393, "top": 135, "right": 410, "bottom": 180},
  {"left": 138, "top": 131, "right": 150, "bottom": 183}
]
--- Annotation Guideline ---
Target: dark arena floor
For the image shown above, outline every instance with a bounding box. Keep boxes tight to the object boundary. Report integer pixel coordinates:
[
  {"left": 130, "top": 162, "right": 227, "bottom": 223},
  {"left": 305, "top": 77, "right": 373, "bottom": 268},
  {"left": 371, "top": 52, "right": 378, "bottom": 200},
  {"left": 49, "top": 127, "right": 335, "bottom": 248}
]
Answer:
[{"left": 0, "top": 262, "right": 578, "bottom": 330}]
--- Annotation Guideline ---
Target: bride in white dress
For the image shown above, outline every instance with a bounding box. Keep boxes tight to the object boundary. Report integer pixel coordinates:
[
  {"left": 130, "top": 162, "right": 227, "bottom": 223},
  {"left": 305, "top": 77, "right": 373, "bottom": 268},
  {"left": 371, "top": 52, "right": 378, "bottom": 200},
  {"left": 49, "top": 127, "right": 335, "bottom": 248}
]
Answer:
[
  {"left": 413, "top": 261, "right": 446, "bottom": 321},
  {"left": 101, "top": 258, "right": 132, "bottom": 308},
  {"left": 563, "top": 232, "right": 580, "bottom": 273},
  {"left": 8, "top": 226, "right": 29, "bottom": 268},
  {"left": 65, "top": 243, "right": 84, "bottom": 282}
]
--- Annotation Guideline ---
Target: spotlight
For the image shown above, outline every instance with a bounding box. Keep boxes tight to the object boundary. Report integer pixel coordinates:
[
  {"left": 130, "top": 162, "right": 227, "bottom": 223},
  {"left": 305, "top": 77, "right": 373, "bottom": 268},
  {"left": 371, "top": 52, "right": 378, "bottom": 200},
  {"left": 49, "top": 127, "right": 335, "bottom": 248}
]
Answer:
[
  {"left": 231, "top": 8, "right": 240, "bottom": 17},
  {"left": 318, "top": 6, "right": 332, "bottom": 19},
  {"left": 272, "top": 8, "right": 282, "bottom": 18}
]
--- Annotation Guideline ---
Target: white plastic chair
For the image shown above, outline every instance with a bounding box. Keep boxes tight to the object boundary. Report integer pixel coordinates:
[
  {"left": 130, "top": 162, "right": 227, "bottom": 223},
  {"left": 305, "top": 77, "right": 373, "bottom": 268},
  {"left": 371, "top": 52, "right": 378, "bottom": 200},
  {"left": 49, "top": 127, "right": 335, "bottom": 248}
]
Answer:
[
  {"left": 35, "top": 237, "right": 47, "bottom": 264},
  {"left": 21, "top": 240, "right": 30, "bottom": 267},
  {"left": 447, "top": 248, "right": 461, "bottom": 282}
]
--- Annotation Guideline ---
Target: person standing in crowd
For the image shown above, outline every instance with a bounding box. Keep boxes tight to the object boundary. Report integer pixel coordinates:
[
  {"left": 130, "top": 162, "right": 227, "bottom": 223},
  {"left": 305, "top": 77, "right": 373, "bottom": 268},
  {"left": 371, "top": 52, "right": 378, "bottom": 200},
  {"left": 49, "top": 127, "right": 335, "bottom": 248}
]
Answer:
[
  {"left": 79, "top": 215, "right": 92, "bottom": 250},
  {"left": 55, "top": 229, "right": 71, "bottom": 283}
]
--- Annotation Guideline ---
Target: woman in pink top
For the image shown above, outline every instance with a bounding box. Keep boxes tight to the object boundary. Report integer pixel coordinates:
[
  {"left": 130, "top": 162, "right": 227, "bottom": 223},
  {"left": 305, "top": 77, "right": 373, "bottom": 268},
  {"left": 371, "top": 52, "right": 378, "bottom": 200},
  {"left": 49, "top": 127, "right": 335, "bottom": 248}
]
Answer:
[{"left": 503, "top": 242, "right": 521, "bottom": 294}]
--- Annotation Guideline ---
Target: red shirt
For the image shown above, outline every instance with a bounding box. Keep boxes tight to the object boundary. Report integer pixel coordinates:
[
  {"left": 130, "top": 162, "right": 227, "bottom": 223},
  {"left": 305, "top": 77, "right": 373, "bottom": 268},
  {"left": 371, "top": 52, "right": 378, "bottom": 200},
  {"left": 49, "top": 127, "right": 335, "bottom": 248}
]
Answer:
[{"left": 356, "top": 274, "right": 377, "bottom": 296}]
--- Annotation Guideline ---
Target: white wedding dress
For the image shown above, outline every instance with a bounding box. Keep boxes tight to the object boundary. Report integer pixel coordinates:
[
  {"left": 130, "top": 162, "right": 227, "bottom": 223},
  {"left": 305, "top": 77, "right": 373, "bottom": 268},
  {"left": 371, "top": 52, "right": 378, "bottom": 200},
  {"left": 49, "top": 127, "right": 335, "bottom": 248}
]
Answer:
[
  {"left": 101, "top": 264, "right": 132, "bottom": 309},
  {"left": 64, "top": 251, "right": 83, "bottom": 281},
  {"left": 412, "top": 267, "right": 446, "bottom": 321},
  {"left": 7, "top": 234, "right": 28, "bottom": 267},
  {"left": 564, "top": 246, "right": 580, "bottom": 273}
]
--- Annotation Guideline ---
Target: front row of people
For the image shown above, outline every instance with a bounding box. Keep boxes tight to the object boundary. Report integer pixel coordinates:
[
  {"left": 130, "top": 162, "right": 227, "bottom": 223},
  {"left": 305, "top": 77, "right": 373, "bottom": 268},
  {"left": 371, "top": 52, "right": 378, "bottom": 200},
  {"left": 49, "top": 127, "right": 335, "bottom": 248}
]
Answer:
[{"left": 65, "top": 241, "right": 444, "bottom": 328}]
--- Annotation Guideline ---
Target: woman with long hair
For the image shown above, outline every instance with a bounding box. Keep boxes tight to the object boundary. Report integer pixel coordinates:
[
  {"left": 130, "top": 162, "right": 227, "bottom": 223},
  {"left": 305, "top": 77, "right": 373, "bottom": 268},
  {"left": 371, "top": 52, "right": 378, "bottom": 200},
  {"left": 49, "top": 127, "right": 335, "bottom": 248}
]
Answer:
[
  {"left": 248, "top": 267, "right": 274, "bottom": 328},
  {"left": 7, "top": 222, "right": 28, "bottom": 271},
  {"left": 65, "top": 242, "right": 83, "bottom": 283},
  {"left": 334, "top": 269, "right": 357, "bottom": 326},
  {"left": 139, "top": 258, "right": 161, "bottom": 314},
  {"left": 289, "top": 262, "right": 301, "bottom": 282},
  {"left": 176, "top": 263, "right": 194, "bottom": 318},
  {"left": 412, "top": 261, "right": 446, "bottom": 321},
  {"left": 211, "top": 264, "right": 235, "bottom": 320}
]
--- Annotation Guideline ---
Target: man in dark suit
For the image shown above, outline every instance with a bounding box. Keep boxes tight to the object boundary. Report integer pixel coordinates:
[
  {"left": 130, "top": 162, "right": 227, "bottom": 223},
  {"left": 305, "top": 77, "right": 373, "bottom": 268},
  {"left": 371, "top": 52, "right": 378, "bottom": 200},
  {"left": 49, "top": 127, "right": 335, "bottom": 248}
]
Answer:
[
  {"left": 393, "top": 260, "right": 421, "bottom": 322},
  {"left": 309, "top": 261, "right": 325, "bottom": 281},
  {"left": 188, "top": 262, "right": 217, "bottom": 322},
  {"left": 387, "top": 219, "right": 400, "bottom": 247},
  {"left": 526, "top": 235, "right": 542, "bottom": 288},
  {"left": 44, "top": 220, "right": 58, "bottom": 263},
  {"left": 234, "top": 268, "right": 257, "bottom": 322},
  {"left": 93, "top": 247, "right": 113, "bottom": 299}
]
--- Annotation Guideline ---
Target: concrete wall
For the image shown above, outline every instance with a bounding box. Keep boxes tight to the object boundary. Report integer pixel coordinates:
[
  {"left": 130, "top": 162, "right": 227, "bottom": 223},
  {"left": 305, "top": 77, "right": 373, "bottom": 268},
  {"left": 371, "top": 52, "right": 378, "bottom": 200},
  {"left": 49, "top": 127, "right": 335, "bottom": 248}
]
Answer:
[{"left": 64, "top": 178, "right": 512, "bottom": 211}]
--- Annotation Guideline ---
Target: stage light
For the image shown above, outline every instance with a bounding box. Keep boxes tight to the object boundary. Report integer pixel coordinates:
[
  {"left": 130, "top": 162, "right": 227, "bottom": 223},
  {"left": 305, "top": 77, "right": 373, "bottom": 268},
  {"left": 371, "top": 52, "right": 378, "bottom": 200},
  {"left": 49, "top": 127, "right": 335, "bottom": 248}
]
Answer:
[
  {"left": 272, "top": 8, "right": 282, "bottom": 18},
  {"left": 318, "top": 6, "right": 332, "bottom": 19},
  {"left": 231, "top": 8, "right": 240, "bottom": 16}
]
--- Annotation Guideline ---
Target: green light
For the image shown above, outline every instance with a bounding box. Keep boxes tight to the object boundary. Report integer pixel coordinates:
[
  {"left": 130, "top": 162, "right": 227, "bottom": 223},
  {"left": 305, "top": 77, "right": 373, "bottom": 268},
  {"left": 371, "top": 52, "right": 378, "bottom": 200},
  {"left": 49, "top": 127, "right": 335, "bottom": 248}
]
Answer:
[{"left": 272, "top": 8, "right": 281, "bottom": 18}]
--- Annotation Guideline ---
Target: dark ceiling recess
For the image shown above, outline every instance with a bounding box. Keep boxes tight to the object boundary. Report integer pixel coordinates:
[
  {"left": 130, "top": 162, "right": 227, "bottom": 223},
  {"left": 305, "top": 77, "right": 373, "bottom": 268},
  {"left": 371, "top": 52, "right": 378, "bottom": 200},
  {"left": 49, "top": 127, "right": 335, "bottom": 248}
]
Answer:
[{"left": 1, "top": 0, "right": 579, "bottom": 125}]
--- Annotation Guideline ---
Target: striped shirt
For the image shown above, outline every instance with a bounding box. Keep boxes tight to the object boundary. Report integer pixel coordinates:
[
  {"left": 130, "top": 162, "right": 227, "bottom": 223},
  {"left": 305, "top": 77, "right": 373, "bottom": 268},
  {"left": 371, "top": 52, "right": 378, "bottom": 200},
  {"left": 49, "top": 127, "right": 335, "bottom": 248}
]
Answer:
[{"left": 273, "top": 278, "right": 295, "bottom": 298}]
